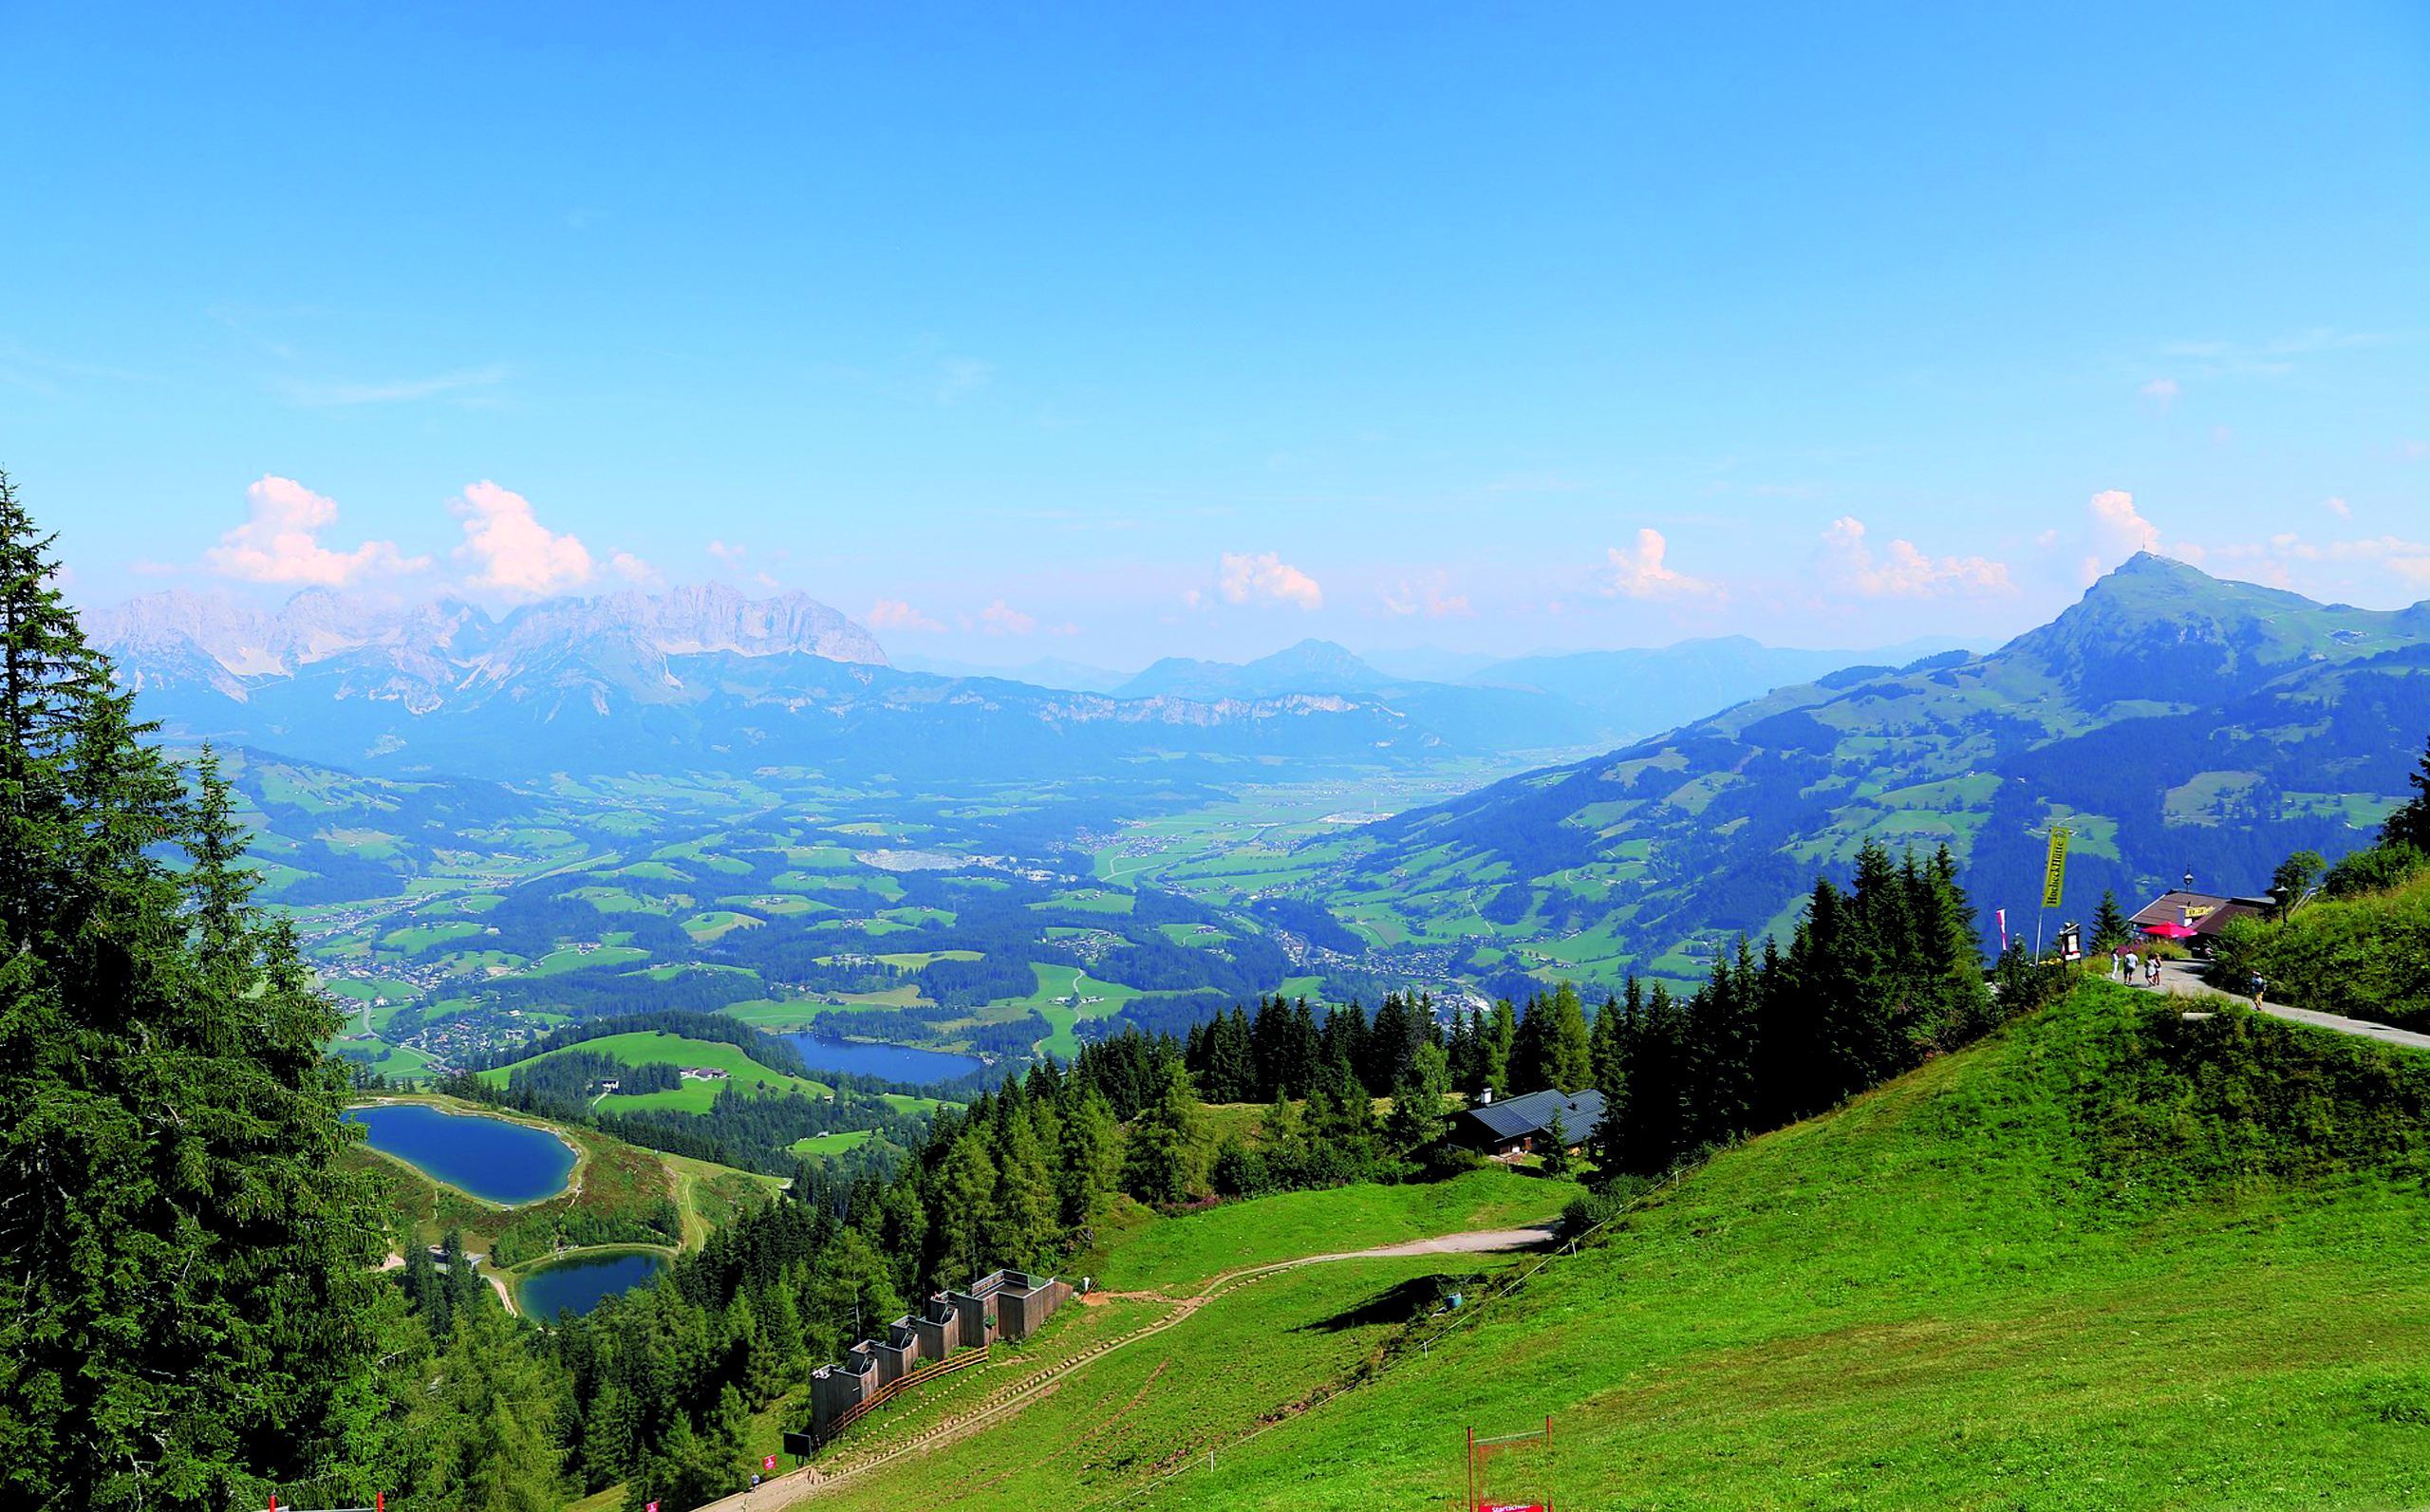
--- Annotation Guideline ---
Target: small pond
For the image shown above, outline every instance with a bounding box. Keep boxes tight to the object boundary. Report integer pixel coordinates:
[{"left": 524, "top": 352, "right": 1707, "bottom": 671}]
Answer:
[
  {"left": 345, "top": 1104, "right": 576, "bottom": 1205},
  {"left": 776, "top": 1032, "right": 981, "bottom": 1083},
  {"left": 519, "top": 1250, "right": 669, "bottom": 1317}
]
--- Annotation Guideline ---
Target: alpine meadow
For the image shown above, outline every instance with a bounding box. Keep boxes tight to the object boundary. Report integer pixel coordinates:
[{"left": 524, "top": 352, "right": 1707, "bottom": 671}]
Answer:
[{"left": 9, "top": 6, "right": 2430, "bottom": 1510}]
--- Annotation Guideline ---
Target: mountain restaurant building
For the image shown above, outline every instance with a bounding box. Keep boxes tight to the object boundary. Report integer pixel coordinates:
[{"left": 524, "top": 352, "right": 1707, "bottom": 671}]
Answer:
[{"left": 2130, "top": 889, "right": 2267, "bottom": 944}]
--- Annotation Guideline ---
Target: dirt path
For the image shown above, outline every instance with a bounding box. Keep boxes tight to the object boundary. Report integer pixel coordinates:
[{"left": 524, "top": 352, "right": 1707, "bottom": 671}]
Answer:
[
  {"left": 692, "top": 1224, "right": 1557, "bottom": 1512},
  {"left": 2148, "top": 959, "right": 2430, "bottom": 1052},
  {"left": 487, "top": 1271, "right": 518, "bottom": 1316}
]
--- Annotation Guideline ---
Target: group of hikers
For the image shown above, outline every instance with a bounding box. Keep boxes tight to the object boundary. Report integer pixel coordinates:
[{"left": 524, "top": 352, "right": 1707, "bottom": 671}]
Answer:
[
  {"left": 2109, "top": 947, "right": 2165, "bottom": 988},
  {"left": 2109, "top": 944, "right": 2268, "bottom": 1009}
]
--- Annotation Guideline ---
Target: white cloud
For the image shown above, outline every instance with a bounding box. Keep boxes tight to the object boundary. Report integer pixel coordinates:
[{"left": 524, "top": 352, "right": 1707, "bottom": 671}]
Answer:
[
  {"left": 1598, "top": 528, "right": 1715, "bottom": 600},
  {"left": 978, "top": 600, "right": 1037, "bottom": 635},
  {"left": 1821, "top": 517, "right": 2012, "bottom": 599},
  {"left": 608, "top": 551, "right": 657, "bottom": 584},
  {"left": 869, "top": 599, "right": 944, "bottom": 632},
  {"left": 707, "top": 540, "right": 748, "bottom": 567},
  {"left": 1379, "top": 572, "right": 1474, "bottom": 619},
  {"left": 2140, "top": 377, "right": 2181, "bottom": 406},
  {"left": 449, "top": 480, "right": 594, "bottom": 595},
  {"left": 1217, "top": 552, "right": 1324, "bottom": 610},
  {"left": 203, "top": 475, "right": 426, "bottom": 586},
  {"left": 2324, "top": 496, "right": 2352, "bottom": 519},
  {"left": 2084, "top": 489, "right": 2204, "bottom": 576}
]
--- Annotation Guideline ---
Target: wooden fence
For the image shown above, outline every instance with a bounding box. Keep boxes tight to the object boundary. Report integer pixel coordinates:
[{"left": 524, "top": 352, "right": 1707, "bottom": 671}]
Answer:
[{"left": 814, "top": 1344, "right": 992, "bottom": 1447}]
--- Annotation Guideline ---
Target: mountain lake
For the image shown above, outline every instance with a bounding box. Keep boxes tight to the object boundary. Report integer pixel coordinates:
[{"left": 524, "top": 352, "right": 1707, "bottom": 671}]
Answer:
[
  {"left": 518, "top": 1249, "right": 668, "bottom": 1316},
  {"left": 345, "top": 1103, "right": 576, "bottom": 1205},
  {"left": 777, "top": 1033, "right": 981, "bottom": 1082}
]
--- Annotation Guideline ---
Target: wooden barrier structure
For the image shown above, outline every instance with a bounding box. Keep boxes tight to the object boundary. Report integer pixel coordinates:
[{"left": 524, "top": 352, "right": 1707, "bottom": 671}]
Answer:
[{"left": 813, "top": 1342, "right": 990, "bottom": 1448}]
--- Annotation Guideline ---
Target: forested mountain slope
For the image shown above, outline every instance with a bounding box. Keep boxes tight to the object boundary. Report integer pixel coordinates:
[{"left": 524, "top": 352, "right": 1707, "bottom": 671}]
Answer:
[{"left": 1319, "top": 554, "right": 2430, "bottom": 977}]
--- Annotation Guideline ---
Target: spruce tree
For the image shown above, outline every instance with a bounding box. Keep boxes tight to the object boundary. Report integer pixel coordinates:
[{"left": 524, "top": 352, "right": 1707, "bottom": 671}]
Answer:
[
  {"left": 2090, "top": 888, "right": 2131, "bottom": 952},
  {"left": 2383, "top": 732, "right": 2430, "bottom": 854},
  {"left": 0, "top": 472, "right": 396, "bottom": 1511}
]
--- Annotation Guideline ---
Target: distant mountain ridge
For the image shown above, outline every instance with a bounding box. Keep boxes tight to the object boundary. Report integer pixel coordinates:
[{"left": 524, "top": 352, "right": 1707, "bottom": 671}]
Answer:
[{"left": 1315, "top": 554, "right": 2430, "bottom": 987}]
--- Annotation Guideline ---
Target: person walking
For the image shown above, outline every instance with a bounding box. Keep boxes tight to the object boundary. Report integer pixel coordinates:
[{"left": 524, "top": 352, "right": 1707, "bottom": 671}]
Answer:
[
  {"left": 2124, "top": 948, "right": 2140, "bottom": 985},
  {"left": 2145, "top": 955, "right": 2160, "bottom": 987},
  {"left": 2251, "top": 972, "right": 2267, "bottom": 1010}
]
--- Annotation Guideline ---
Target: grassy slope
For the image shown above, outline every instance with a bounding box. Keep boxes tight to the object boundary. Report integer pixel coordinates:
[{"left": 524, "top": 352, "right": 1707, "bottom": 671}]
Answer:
[
  {"left": 818, "top": 984, "right": 2430, "bottom": 1511},
  {"left": 475, "top": 1030, "right": 832, "bottom": 1112}
]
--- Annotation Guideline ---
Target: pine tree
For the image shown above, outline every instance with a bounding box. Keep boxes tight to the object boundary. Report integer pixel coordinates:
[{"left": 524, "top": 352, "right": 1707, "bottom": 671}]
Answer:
[
  {"left": 1542, "top": 982, "right": 1594, "bottom": 1093},
  {"left": 0, "top": 472, "right": 397, "bottom": 1512},
  {"left": 1124, "top": 1056, "right": 1211, "bottom": 1204},
  {"left": 2383, "top": 731, "right": 2430, "bottom": 854},
  {"left": 2090, "top": 888, "right": 2131, "bottom": 952},
  {"left": 1382, "top": 1040, "right": 1452, "bottom": 1161},
  {"left": 1483, "top": 998, "right": 1517, "bottom": 1096},
  {"left": 1539, "top": 1110, "right": 1576, "bottom": 1177}
]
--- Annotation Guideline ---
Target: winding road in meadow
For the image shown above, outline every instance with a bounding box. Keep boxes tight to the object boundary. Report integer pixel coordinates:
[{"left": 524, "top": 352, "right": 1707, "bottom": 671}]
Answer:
[
  {"left": 695, "top": 1223, "right": 1559, "bottom": 1512},
  {"left": 2148, "top": 958, "right": 2430, "bottom": 1052}
]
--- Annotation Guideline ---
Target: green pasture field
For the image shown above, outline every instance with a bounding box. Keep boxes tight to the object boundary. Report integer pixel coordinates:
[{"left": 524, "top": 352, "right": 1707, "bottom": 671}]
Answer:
[
  {"left": 522, "top": 944, "right": 651, "bottom": 977},
  {"left": 808, "top": 1260, "right": 1450, "bottom": 1512},
  {"left": 682, "top": 909, "right": 764, "bottom": 941},
  {"left": 476, "top": 1031, "right": 832, "bottom": 1112},
  {"left": 720, "top": 892, "right": 828, "bottom": 915},
  {"left": 562, "top": 885, "right": 664, "bottom": 914},
  {"left": 1015, "top": 962, "right": 1142, "bottom": 1058},
  {"left": 718, "top": 998, "right": 823, "bottom": 1031},
  {"left": 787, "top": 1129, "right": 873, "bottom": 1157},
  {"left": 874, "top": 949, "right": 982, "bottom": 968},
  {"left": 378, "top": 920, "right": 485, "bottom": 952},
  {"left": 604, "top": 860, "right": 691, "bottom": 882},
  {"left": 1031, "top": 889, "right": 1134, "bottom": 915},
  {"left": 1102, "top": 1167, "right": 1580, "bottom": 1292},
  {"left": 1128, "top": 988, "right": 2430, "bottom": 1509},
  {"left": 432, "top": 948, "right": 529, "bottom": 977}
]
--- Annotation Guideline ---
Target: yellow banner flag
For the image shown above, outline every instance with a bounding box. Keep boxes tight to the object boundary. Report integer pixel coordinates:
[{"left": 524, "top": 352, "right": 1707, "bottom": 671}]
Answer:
[{"left": 2040, "top": 827, "right": 2070, "bottom": 909}]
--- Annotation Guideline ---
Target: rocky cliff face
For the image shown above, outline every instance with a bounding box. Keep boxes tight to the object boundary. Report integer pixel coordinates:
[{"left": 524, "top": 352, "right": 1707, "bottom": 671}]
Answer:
[{"left": 90, "top": 583, "right": 890, "bottom": 704}]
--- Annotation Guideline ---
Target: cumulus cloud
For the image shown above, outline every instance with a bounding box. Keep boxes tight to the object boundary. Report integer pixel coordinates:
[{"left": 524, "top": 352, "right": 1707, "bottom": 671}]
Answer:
[
  {"left": 869, "top": 599, "right": 944, "bottom": 632},
  {"left": 1216, "top": 552, "right": 1324, "bottom": 610},
  {"left": 1821, "top": 517, "right": 2013, "bottom": 599},
  {"left": 1598, "top": 528, "right": 1715, "bottom": 600},
  {"left": 449, "top": 480, "right": 594, "bottom": 595},
  {"left": 608, "top": 551, "right": 657, "bottom": 584},
  {"left": 2084, "top": 490, "right": 2203, "bottom": 579},
  {"left": 977, "top": 600, "right": 1037, "bottom": 635},
  {"left": 1378, "top": 572, "right": 1474, "bottom": 619},
  {"left": 2140, "top": 378, "right": 2181, "bottom": 406},
  {"left": 2324, "top": 496, "right": 2352, "bottom": 519},
  {"left": 203, "top": 475, "right": 426, "bottom": 586}
]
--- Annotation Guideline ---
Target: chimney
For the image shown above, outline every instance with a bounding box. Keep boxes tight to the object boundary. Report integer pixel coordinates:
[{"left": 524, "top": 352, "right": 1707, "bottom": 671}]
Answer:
[{"left": 1479, "top": 1088, "right": 1492, "bottom": 1105}]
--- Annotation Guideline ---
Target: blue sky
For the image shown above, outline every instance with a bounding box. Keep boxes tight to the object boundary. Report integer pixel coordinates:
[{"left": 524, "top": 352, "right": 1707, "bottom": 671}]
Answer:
[{"left": 7, "top": 0, "right": 2425, "bottom": 667}]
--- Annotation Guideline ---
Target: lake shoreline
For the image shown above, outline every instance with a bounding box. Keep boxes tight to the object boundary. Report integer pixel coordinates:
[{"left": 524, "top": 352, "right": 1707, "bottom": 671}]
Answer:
[{"left": 346, "top": 1094, "right": 586, "bottom": 1207}]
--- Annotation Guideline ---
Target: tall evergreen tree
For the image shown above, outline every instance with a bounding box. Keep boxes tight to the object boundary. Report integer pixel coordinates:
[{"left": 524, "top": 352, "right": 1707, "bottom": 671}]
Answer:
[
  {"left": 2383, "top": 731, "right": 2430, "bottom": 854},
  {"left": 0, "top": 472, "right": 397, "bottom": 1511}
]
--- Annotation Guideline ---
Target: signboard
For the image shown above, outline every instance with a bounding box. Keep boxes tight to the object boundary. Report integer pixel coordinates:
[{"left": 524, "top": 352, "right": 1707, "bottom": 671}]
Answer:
[
  {"left": 782, "top": 1431, "right": 813, "bottom": 1458},
  {"left": 763, "top": 1456, "right": 777, "bottom": 1471},
  {"left": 2040, "top": 828, "right": 2070, "bottom": 909}
]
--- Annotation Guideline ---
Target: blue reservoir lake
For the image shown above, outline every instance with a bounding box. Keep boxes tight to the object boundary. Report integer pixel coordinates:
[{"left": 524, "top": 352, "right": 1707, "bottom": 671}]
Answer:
[
  {"left": 519, "top": 1250, "right": 668, "bottom": 1316},
  {"left": 776, "top": 1033, "right": 980, "bottom": 1083},
  {"left": 345, "top": 1104, "right": 576, "bottom": 1205}
]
